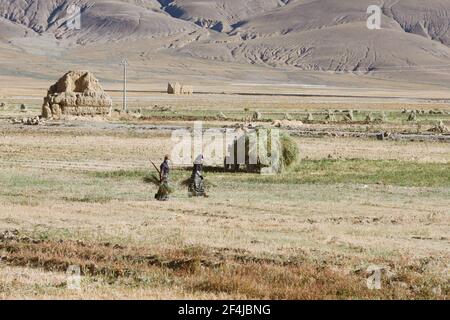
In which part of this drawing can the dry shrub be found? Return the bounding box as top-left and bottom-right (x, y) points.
(0, 235), (447, 299)
(188, 262), (375, 299)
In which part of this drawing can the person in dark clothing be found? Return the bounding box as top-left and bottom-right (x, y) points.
(189, 155), (207, 197)
(155, 155), (171, 201)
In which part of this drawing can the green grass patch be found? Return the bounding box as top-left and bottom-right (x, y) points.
(224, 159), (450, 187)
(3, 160), (445, 207)
(90, 169), (148, 179)
(89, 169), (189, 181)
(88, 160), (450, 188)
(0, 173), (57, 189)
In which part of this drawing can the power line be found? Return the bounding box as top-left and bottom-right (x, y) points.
(120, 58), (129, 113)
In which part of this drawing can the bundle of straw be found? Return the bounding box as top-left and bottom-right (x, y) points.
(143, 173), (161, 186)
(144, 173), (174, 194)
(179, 176), (216, 189)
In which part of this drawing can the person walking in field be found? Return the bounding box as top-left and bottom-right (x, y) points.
(155, 155), (171, 201)
(188, 155), (207, 197)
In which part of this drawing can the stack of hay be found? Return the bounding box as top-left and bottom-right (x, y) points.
(225, 128), (299, 174)
(407, 111), (417, 122)
(252, 111), (262, 121)
(272, 119), (303, 129)
(11, 116), (42, 125)
(428, 121), (449, 133)
(167, 82), (194, 95)
(325, 110), (336, 122)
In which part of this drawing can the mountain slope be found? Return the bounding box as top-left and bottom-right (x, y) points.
(2, 0), (450, 86)
(172, 0), (450, 72)
(0, 0), (198, 41)
(158, 0), (286, 32)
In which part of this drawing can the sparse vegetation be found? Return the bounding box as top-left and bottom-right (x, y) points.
(210, 160), (450, 188)
(2, 0), (450, 300)
(0, 97), (448, 299)
(291, 159), (449, 187)
(0, 234), (447, 299)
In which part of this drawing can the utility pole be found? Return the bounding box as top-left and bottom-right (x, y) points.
(120, 58), (129, 113)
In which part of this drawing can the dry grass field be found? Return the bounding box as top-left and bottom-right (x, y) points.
(2, 0), (450, 302)
(0, 93), (449, 300)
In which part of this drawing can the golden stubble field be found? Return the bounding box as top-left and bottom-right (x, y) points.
(0, 92), (449, 299)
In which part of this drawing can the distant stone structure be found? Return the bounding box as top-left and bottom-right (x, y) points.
(42, 71), (112, 118)
(167, 82), (181, 94)
(167, 82), (193, 95)
(181, 85), (194, 95)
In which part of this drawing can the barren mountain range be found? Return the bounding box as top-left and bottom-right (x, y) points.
(2, 0), (450, 90)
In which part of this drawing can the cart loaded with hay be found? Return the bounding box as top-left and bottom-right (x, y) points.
(224, 128), (299, 173)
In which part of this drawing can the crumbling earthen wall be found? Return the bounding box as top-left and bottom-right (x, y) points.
(42, 71), (113, 118)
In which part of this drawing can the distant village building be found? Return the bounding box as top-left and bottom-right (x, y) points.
(167, 82), (194, 95)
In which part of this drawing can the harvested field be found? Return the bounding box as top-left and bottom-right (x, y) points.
(0, 234), (447, 300)
(2, 0), (450, 301)
(0, 105), (448, 299)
